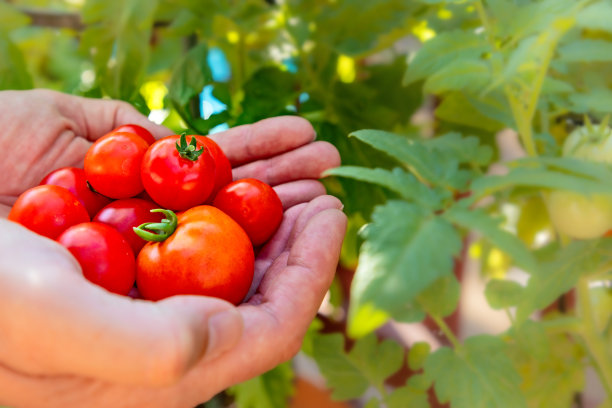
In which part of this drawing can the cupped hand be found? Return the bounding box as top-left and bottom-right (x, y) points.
(0, 90), (345, 408)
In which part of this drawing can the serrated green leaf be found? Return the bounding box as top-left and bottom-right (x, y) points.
(485, 279), (524, 310)
(408, 342), (431, 371)
(424, 59), (491, 94)
(312, 333), (404, 400)
(516, 239), (612, 323)
(425, 132), (493, 166)
(324, 166), (445, 209)
(559, 39), (612, 63)
(0, 31), (32, 90)
(425, 336), (527, 408)
(349, 201), (461, 336)
(227, 363), (294, 408)
(444, 205), (538, 273)
(404, 31), (489, 85)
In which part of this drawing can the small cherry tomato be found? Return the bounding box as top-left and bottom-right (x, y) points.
(84, 131), (149, 199)
(93, 198), (164, 254)
(40, 167), (112, 218)
(135, 206), (254, 304)
(111, 124), (156, 145)
(141, 134), (216, 211)
(195, 136), (233, 199)
(58, 222), (136, 295)
(213, 178), (283, 246)
(8, 185), (90, 239)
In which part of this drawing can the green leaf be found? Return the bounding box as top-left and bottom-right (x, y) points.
(0, 31), (33, 90)
(444, 205), (538, 273)
(324, 166), (445, 209)
(237, 66), (298, 124)
(0, 3), (30, 32)
(81, 0), (159, 100)
(349, 201), (462, 337)
(484, 279), (524, 310)
(576, 1), (612, 33)
(570, 88), (612, 114)
(424, 59), (491, 94)
(425, 336), (527, 408)
(426, 132), (493, 166)
(408, 342), (431, 371)
(516, 239), (612, 323)
(227, 363), (295, 408)
(168, 43), (211, 107)
(417, 274), (461, 318)
(436, 92), (509, 133)
(404, 31), (490, 85)
(312, 333), (404, 400)
(385, 384), (430, 408)
(559, 39), (612, 63)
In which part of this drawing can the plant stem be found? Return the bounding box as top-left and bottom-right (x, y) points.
(577, 277), (612, 399)
(431, 314), (461, 349)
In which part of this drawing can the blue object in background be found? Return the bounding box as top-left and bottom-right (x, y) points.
(199, 47), (231, 133)
(208, 47), (231, 82)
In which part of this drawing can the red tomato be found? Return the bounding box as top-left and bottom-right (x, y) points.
(40, 167), (112, 218)
(58, 222), (136, 295)
(111, 124), (156, 145)
(213, 178), (283, 246)
(93, 198), (164, 254)
(135, 206), (254, 304)
(8, 185), (90, 239)
(141, 134), (216, 211)
(195, 136), (233, 199)
(84, 131), (149, 199)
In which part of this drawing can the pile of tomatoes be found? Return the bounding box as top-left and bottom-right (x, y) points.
(8, 124), (283, 305)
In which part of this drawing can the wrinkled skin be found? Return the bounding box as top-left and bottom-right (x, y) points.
(0, 89), (345, 408)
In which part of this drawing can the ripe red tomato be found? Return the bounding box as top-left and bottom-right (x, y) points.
(93, 198), (164, 254)
(195, 136), (233, 199)
(141, 134), (216, 211)
(111, 124), (156, 145)
(84, 131), (149, 199)
(40, 167), (112, 218)
(8, 185), (90, 239)
(213, 178), (283, 246)
(58, 222), (136, 295)
(135, 206), (254, 304)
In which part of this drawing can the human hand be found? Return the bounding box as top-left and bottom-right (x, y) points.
(0, 90), (346, 407)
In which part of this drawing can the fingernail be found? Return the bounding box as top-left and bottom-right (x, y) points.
(204, 308), (243, 361)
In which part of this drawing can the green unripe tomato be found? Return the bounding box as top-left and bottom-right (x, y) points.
(545, 190), (612, 240)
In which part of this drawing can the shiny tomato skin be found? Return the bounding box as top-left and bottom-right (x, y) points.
(58, 222), (136, 295)
(141, 135), (216, 211)
(40, 167), (112, 218)
(195, 136), (233, 199)
(111, 124), (156, 145)
(93, 198), (164, 255)
(84, 132), (149, 199)
(8, 185), (90, 239)
(136, 205), (254, 304)
(213, 178), (283, 246)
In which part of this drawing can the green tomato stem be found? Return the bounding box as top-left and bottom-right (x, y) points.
(175, 133), (204, 161)
(430, 314), (462, 350)
(577, 277), (612, 399)
(133, 209), (178, 242)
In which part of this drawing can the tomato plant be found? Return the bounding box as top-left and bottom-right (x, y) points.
(111, 124), (156, 145)
(84, 131), (149, 199)
(8, 185), (90, 239)
(140, 134), (216, 211)
(93, 198), (164, 254)
(40, 167), (112, 218)
(134, 206), (254, 304)
(213, 178), (283, 246)
(57, 222), (136, 295)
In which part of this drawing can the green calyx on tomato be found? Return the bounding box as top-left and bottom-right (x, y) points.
(175, 133), (205, 161)
(133, 209), (178, 242)
(562, 115), (611, 160)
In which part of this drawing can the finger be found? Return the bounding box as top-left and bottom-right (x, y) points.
(273, 179), (327, 209)
(56, 93), (172, 141)
(0, 220), (243, 387)
(232, 141), (340, 185)
(209, 116), (316, 166)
